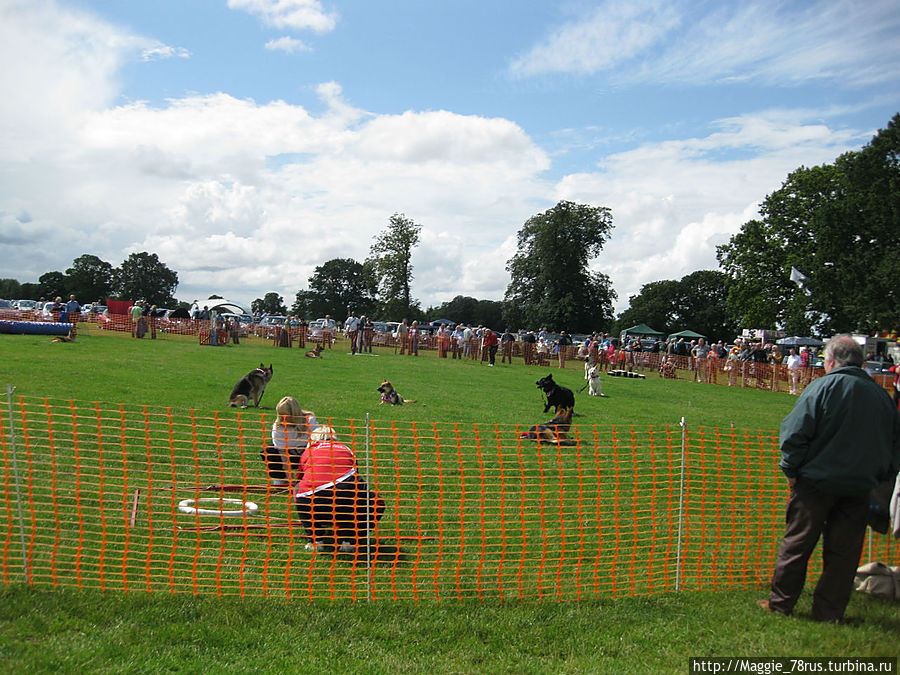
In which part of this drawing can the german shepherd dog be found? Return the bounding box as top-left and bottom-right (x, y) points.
(519, 408), (575, 445)
(228, 363), (273, 408)
(305, 344), (324, 358)
(377, 379), (417, 405)
(536, 374), (575, 413)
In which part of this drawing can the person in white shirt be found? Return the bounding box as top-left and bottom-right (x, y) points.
(786, 347), (803, 395)
(345, 313), (360, 354)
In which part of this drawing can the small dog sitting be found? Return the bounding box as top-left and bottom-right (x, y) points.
(587, 364), (606, 396)
(305, 344), (324, 358)
(536, 373), (575, 414)
(228, 363), (273, 408)
(519, 408), (575, 445)
(658, 359), (676, 379)
(377, 379), (416, 405)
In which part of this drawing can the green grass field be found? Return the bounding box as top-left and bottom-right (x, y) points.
(1, 327), (898, 673)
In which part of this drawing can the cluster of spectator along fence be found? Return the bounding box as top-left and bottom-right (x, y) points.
(2, 395), (898, 602)
(4, 305), (894, 396)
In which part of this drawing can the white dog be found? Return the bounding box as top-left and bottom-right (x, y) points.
(587, 364), (606, 397)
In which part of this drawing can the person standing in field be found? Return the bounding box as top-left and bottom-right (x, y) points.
(760, 336), (900, 622)
(397, 319), (409, 355)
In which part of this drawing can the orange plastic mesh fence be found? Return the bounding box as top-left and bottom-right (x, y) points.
(2, 396), (897, 602)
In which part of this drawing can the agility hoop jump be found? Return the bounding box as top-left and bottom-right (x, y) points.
(176, 497), (259, 517)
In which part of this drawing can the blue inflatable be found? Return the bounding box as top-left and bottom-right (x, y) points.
(0, 321), (74, 336)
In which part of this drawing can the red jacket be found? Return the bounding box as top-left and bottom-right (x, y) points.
(294, 441), (356, 497)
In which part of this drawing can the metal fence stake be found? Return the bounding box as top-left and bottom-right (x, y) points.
(676, 416), (686, 592)
(6, 385), (30, 585)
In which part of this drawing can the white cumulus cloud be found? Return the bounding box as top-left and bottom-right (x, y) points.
(227, 0), (337, 32)
(264, 36), (312, 53)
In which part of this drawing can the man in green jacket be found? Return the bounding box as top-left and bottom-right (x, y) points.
(760, 335), (900, 622)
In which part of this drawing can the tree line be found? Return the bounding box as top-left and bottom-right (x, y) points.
(5, 114), (898, 340)
(1, 252), (178, 309)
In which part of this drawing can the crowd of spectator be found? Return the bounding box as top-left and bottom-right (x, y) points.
(7, 295), (898, 398)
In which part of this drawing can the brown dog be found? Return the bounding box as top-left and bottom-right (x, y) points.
(305, 344), (324, 358)
(377, 379), (416, 405)
(518, 408), (575, 445)
(228, 363), (273, 408)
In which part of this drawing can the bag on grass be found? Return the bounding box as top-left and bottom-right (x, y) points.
(853, 562), (900, 601)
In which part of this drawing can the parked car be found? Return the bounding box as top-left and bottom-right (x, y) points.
(256, 315), (287, 338)
(304, 317), (338, 340)
(865, 359), (896, 375)
(220, 312), (252, 337)
(258, 315), (286, 326)
(14, 299), (38, 311)
(221, 312), (252, 324)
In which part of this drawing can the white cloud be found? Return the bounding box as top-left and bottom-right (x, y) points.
(227, 0), (337, 32)
(141, 44), (191, 61)
(264, 36), (312, 53)
(0, 0), (885, 323)
(556, 110), (867, 311)
(510, 0), (679, 78)
(0, 0), (550, 309)
(0, 0), (188, 158)
(511, 0), (900, 86)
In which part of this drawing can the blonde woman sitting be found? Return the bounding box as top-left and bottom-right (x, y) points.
(260, 396), (318, 486)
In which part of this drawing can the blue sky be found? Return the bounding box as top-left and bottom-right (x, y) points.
(1, 0), (899, 316)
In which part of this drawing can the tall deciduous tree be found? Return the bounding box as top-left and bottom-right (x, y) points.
(368, 214), (421, 320)
(113, 252), (178, 307)
(424, 295), (503, 328)
(291, 258), (378, 319)
(252, 293), (287, 316)
(717, 114), (900, 335)
(674, 270), (738, 342)
(615, 271), (737, 341)
(614, 279), (681, 335)
(38, 271), (68, 300)
(503, 201), (616, 333)
(66, 254), (114, 302)
(0, 278), (23, 299)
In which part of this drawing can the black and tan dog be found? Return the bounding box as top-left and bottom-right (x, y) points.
(228, 363), (273, 408)
(519, 408), (575, 445)
(377, 379), (417, 405)
(305, 344), (324, 358)
(536, 373), (575, 414)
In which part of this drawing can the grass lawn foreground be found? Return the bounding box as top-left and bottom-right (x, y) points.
(1, 327), (898, 672)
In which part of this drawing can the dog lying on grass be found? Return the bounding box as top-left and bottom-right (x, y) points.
(536, 373), (575, 413)
(518, 408), (575, 445)
(377, 379), (417, 405)
(305, 344), (324, 358)
(228, 364), (273, 408)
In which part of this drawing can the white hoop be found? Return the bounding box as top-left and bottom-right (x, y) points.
(177, 497), (259, 516)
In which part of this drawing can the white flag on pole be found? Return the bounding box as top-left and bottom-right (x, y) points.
(789, 267), (808, 287)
